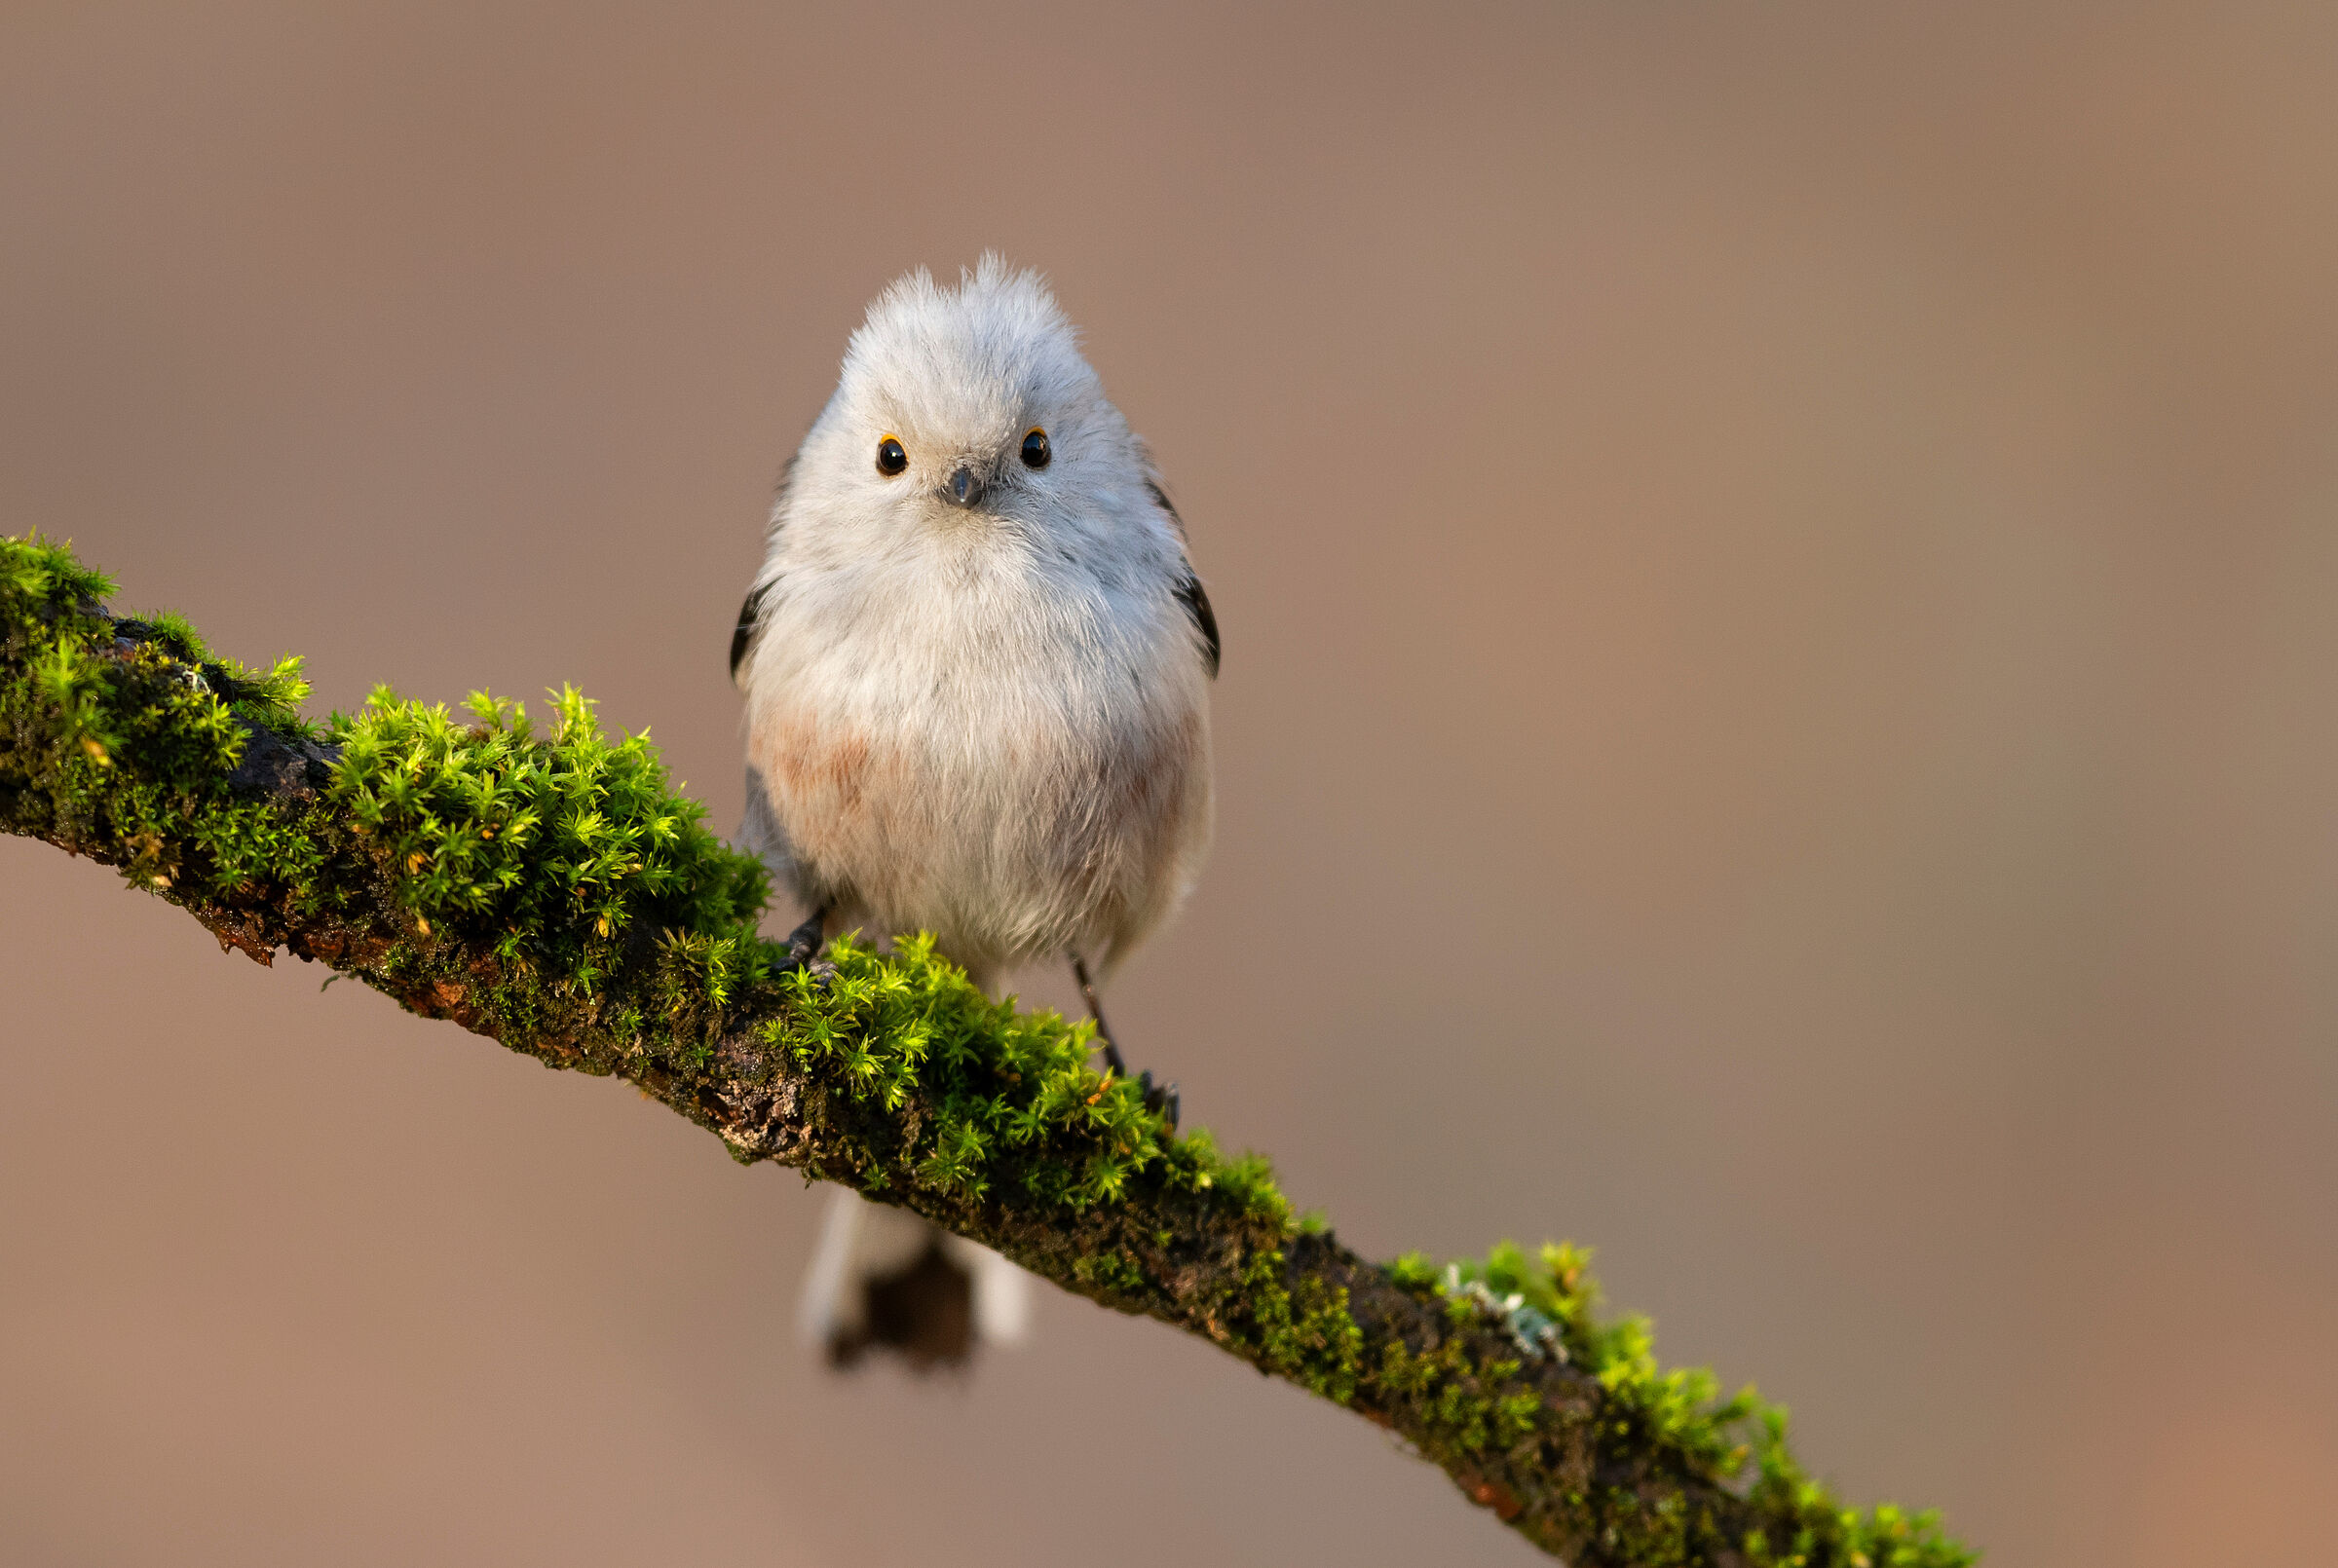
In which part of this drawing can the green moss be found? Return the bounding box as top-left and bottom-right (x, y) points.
(2, 535), (333, 905)
(325, 684), (772, 1011)
(1388, 1250), (1441, 1290)
(1375, 1335), (1537, 1455)
(1243, 1249), (1365, 1403)
(1437, 1241), (1976, 1568)
(1, 534), (794, 1085)
(1071, 1249), (1147, 1295)
(0, 534), (114, 616)
(758, 931), (1298, 1229)
(311, 684), (784, 1071)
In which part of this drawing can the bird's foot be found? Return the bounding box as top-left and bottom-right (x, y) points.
(783, 909), (825, 962)
(1081, 964), (1176, 1128)
(1137, 1070), (1181, 1132)
(779, 908), (836, 985)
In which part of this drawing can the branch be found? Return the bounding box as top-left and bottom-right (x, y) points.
(0, 534), (1972, 1568)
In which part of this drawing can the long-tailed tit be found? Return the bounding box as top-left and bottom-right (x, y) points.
(732, 258), (1218, 1365)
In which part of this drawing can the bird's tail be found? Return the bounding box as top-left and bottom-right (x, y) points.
(798, 1187), (1031, 1369)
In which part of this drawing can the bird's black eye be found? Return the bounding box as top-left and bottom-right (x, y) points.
(876, 435), (908, 476)
(1020, 428), (1051, 469)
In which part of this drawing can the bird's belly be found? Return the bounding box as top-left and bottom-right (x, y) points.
(747, 636), (1208, 969)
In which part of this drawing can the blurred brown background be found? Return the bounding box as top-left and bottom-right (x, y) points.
(4, 4), (2334, 1563)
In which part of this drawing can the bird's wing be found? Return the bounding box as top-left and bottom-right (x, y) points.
(730, 579), (772, 680)
(1146, 478), (1221, 680)
(732, 457), (804, 681)
(1176, 572), (1220, 680)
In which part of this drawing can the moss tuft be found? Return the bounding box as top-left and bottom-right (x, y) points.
(1437, 1241), (1976, 1568)
(1242, 1249), (1365, 1402)
(761, 931), (1294, 1222)
(2, 534), (333, 905)
(325, 685), (772, 1013)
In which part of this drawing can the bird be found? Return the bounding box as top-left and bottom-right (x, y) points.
(731, 257), (1219, 1368)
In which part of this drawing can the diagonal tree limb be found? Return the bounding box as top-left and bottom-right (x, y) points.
(0, 534), (1972, 1568)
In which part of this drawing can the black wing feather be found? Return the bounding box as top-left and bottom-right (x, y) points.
(732, 454), (804, 679)
(1145, 478), (1187, 539)
(730, 580), (772, 680)
(1148, 477), (1218, 679)
(1176, 573), (1221, 679)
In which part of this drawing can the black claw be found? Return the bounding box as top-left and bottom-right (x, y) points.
(1137, 1071), (1180, 1130)
(778, 909), (837, 990)
(782, 907), (828, 966)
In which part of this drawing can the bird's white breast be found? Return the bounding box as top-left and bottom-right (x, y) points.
(741, 532), (1211, 979)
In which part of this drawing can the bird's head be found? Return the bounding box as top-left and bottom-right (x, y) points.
(785, 257), (1160, 561)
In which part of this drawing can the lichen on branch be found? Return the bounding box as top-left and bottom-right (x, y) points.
(0, 532), (1973, 1568)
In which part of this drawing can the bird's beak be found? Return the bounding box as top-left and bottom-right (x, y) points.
(944, 465), (988, 508)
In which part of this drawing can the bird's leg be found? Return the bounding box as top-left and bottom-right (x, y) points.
(1071, 953), (1179, 1130)
(784, 903), (833, 968)
(1071, 952), (1128, 1077)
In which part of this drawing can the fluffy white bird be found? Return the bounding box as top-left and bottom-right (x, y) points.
(732, 258), (1219, 1366)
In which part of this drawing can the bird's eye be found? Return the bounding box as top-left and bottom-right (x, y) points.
(1020, 428), (1051, 469)
(875, 435), (908, 476)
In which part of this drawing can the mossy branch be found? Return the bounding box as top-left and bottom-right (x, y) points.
(0, 533), (1973, 1568)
